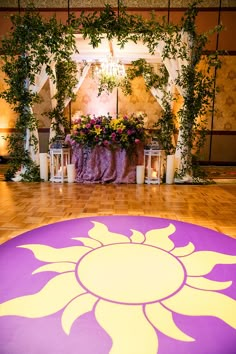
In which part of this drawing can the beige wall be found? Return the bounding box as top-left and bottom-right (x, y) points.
(70, 67), (161, 127)
(214, 56), (236, 131)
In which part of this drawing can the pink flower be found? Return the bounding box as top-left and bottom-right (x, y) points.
(111, 132), (116, 140)
(103, 140), (109, 146)
(127, 129), (132, 135)
(86, 123), (91, 129)
(90, 119), (95, 124)
(135, 139), (140, 144)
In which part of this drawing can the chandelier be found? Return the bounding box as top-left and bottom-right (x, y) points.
(94, 56), (126, 95)
(96, 56), (125, 78)
(94, 1), (126, 95)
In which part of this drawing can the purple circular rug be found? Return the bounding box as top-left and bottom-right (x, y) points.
(0, 216), (236, 354)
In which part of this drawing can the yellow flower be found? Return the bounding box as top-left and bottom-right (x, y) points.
(94, 126), (102, 135)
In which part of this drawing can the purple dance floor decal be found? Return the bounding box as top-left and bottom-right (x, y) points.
(0, 216), (236, 354)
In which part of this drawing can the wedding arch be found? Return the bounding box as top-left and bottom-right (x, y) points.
(0, 1), (221, 182)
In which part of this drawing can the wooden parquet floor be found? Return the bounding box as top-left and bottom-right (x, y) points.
(0, 181), (236, 245)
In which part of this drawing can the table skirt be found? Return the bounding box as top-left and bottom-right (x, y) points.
(67, 140), (143, 184)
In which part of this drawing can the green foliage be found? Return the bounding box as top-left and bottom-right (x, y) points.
(48, 59), (78, 141)
(0, 0), (222, 183)
(174, 4), (222, 178)
(153, 95), (176, 155)
(0, 5), (78, 180)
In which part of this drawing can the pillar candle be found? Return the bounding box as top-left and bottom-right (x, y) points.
(39, 153), (48, 181)
(67, 164), (76, 183)
(166, 154), (175, 184)
(136, 165), (145, 184)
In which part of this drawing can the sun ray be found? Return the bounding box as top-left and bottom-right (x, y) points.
(130, 229), (145, 243)
(71, 237), (102, 249)
(180, 251), (236, 276)
(88, 221), (130, 245)
(145, 302), (195, 342)
(162, 284), (236, 329)
(186, 276), (232, 291)
(61, 293), (98, 335)
(0, 273), (86, 318)
(171, 242), (195, 257)
(33, 262), (76, 274)
(18, 244), (90, 263)
(61, 293), (97, 335)
(95, 300), (158, 354)
(144, 224), (176, 251)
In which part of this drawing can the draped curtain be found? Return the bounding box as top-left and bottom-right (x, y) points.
(149, 32), (192, 180)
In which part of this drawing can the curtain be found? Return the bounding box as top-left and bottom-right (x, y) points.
(49, 62), (91, 142)
(157, 32), (192, 181)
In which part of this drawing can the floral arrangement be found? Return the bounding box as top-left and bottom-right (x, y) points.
(70, 113), (147, 151)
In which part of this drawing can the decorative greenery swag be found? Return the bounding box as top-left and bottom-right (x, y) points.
(0, 0), (222, 181)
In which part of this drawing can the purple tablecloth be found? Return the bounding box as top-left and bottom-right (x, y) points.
(66, 136), (143, 184)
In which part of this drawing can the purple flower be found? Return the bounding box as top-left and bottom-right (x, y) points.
(111, 132), (116, 140)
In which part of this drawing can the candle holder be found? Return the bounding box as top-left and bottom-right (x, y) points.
(50, 148), (71, 183)
(144, 149), (164, 184)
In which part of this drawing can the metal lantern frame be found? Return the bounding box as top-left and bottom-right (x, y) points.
(144, 149), (165, 184)
(50, 148), (71, 183)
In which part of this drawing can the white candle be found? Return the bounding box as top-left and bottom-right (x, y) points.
(166, 154), (175, 184)
(39, 153), (48, 181)
(136, 165), (145, 184)
(148, 167), (153, 179)
(67, 164), (76, 183)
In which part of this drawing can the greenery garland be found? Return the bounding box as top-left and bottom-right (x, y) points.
(124, 59), (176, 155)
(0, 0), (222, 183)
(174, 0), (222, 179)
(0, 8), (78, 180)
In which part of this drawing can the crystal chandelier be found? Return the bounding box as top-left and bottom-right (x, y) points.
(94, 56), (126, 95)
(96, 56), (125, 78)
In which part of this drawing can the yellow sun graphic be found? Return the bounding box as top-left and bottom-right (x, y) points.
(0, 221), (236, 354)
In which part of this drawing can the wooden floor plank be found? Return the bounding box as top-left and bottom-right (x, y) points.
(0, 181), (236, 244)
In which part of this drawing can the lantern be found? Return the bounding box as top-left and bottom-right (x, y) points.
(144, 149), (164, 184)
(50, 148), (71, 183)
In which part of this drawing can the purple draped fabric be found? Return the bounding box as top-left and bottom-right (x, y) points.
(65, 135), (144, 184)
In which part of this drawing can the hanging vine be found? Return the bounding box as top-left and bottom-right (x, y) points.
(174, 0), (223, 179)
(0, 1), (222, 182)
(0, 7), (78, 180)
(123, 59), (176, 155)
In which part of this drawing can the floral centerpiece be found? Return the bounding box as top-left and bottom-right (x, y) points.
(70, 113), (147, 152)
